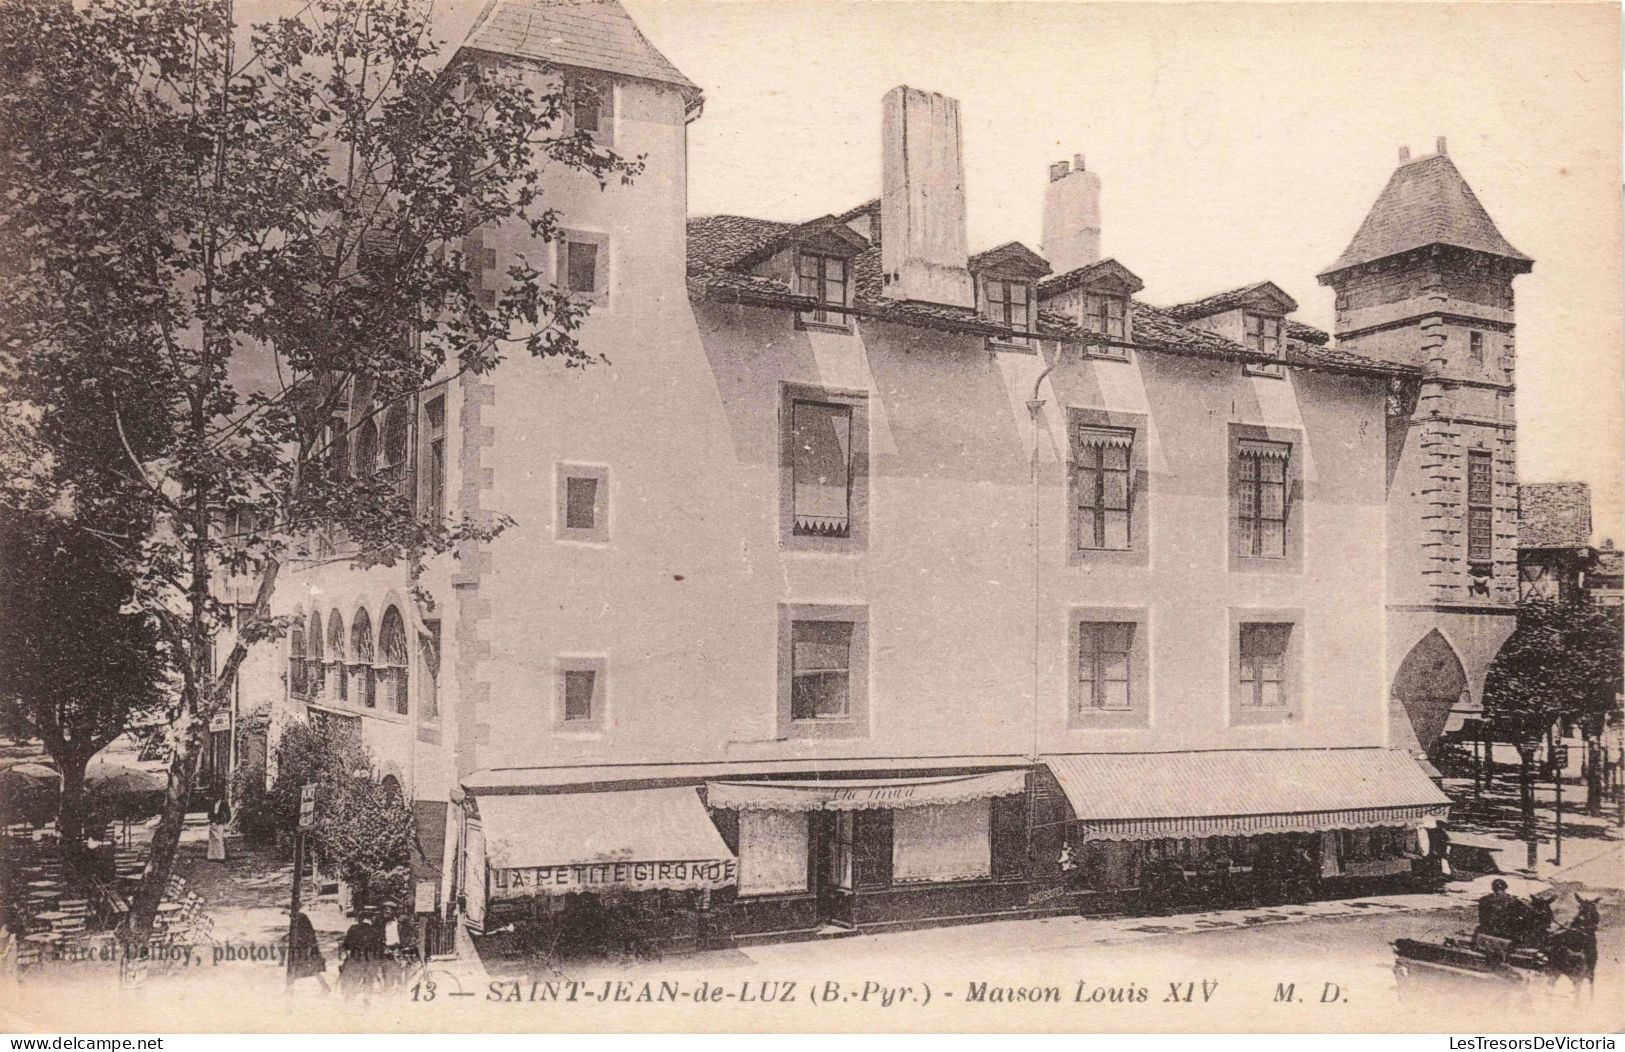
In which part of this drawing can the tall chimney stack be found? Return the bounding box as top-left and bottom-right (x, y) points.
(880, 86), (974, 307)
(1041, 154), (1102, 274)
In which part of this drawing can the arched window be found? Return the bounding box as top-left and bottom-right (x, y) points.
(306, 611), (324, 699)
(326, 610), (347, 702)
(378, 607), (410, 716)
(354, 417), (379, 478)
(382, 405), (411, 498)
(350, 608), (376, 709)
(288, 617), (307, 699)
(380, 773), (403, 804)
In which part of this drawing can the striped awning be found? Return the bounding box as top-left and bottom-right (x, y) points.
(1238, 438), (1291, 460)
(1074, 426), (1134, 449)
(707, 770), (1027, 812)
(1044, 749), (1450, 842)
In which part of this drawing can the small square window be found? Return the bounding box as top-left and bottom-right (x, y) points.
(556, 463), (608, 542)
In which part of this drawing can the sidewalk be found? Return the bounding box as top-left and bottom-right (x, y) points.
(1439, 774), (1624, 888)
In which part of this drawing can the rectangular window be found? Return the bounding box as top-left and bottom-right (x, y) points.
(1073, 427), (1133, 550)
(1235, 440), (1290, 558)
(1468, 450), (1494, 564)
(565, 240), (598, 295)
(1078, 622), (1134, 712)
(421, 395), (446, 522)
(795, 252), (848, 327)
(790, 400), (852, 537)
(984, 279), (1032, 337)
(564, 476), (598, 530)
(555, 657), (606, 730)
(556, 464), (608, 542)
(1244, 313), (1284, 377)
(1238, 623), (1291, 709)
(1469, 331), (1484, 365)
(572, 88), (602, 137)
(1082, 293), (1128, 353)
(563, 670), (596, 722)
(790, 620), (852, 721)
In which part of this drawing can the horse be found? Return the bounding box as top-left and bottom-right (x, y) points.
(1545, 896), (1600, 1001)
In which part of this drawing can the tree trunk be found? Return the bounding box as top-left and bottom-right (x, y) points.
(122, 730), (204, 948)
(57, 757), (90, 858)
(1586, 735), (1604, 816)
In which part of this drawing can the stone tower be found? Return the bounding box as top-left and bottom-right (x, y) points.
(1318, 140), (1533, 756)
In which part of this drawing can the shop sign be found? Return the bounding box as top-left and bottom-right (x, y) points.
(492, 858), (738, 895)
(829, 784), (918, 805)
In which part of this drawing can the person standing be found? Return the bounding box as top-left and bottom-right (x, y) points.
(288, 909), (329, 994)
(207, 796), (232, 863)
(339, 908), (385, 1005)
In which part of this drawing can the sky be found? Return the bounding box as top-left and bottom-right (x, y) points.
(620, 0), (1624, 541)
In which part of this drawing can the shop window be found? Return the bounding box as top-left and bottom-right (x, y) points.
(556, 463), (608, 542)
(893, 801), (991, 884)
(778, 604), (868, 738)
(737, 811), (810, 896)
(795, 251), (849, 329)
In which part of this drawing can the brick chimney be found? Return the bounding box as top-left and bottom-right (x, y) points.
(880, 86), (974, 307)
(1040, 153), (1102, 274)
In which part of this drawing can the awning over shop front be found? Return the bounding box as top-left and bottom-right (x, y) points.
(706, 769), (1027, 812)
(478, 786), (737, 898)
(1044, 749), (1450, 842)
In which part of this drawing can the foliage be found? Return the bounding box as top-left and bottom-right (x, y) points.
(229, 754), (277, 844)
(0, 0), (632, 942)
(268, 717), (411, 908)
(0, 508), (165, 846)
(1482, 597), (1623, 743)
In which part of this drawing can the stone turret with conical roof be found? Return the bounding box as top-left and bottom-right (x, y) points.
(1320, 140), (1530, 758)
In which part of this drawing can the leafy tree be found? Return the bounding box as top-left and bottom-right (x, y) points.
(1483, 596), (1624, 827)
(0, 510), (165, 851)
(0, 0), (633, 948)
(267, 718), (411, 910)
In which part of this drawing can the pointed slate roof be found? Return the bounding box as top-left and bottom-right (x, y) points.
(1320, 152), (1530, 279)
(461, 0), (701, 102)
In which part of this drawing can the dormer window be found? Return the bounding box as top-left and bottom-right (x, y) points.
(796, 251), (849, 329)
(983, 278), (1033, 343)
(1243, 313), (1284, 378)
(1083, 293), (1127, 340)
